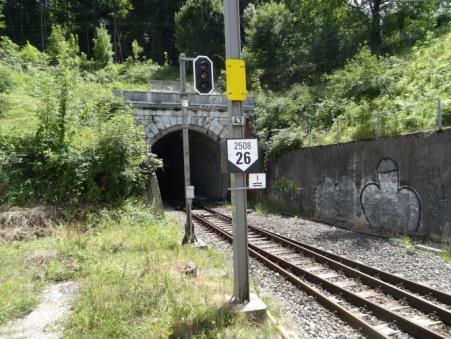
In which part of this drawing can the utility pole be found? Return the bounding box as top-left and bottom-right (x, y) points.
(179, 53), (197, 245)
(224, 0), (250, 304)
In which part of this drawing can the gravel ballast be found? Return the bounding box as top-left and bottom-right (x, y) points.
(242, 210), (451, 293)
(167, 208), (364, 338)
(167, 205), (451, 338)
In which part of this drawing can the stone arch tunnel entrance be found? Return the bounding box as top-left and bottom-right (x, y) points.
(151, 129), (228, 202)
(114, 90), (255, 204)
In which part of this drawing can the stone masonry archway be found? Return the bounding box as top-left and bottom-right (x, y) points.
(115, 90), (255, 202)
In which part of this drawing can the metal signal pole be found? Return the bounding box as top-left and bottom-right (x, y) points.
(224, 0), (250, 303)
(179, 53), (197, 245)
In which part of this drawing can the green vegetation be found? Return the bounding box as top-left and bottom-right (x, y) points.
(272, 177), (299, 194)
(0, 238), (47, 323)
(0, 30), (169, 206)
(175, 0), (224, 60)
(440, 250), (451, 263)
(1, 1), (450, 159)
(252, 199), (305, 217)
(439, 240), (451, 262)
(0, 201), (277, 337)
(258, 29), (451, 157)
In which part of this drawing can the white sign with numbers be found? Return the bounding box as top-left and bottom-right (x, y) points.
(249, 173), (266, 189)
(227, 139), (259, 172)
(231, 116), (245, 126)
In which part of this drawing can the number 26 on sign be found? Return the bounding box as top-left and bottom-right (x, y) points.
(227, 139), (259, 172)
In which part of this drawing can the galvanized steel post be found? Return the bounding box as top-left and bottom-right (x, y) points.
(224, 0), (250, 303)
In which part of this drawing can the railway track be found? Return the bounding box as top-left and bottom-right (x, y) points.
(191, 206), (451, 339)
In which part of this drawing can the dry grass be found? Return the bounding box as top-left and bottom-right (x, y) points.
(0, 207), (59, 241)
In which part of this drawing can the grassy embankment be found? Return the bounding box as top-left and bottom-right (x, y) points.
(258, 29), (451, 158)
(0, 201), (277, 337)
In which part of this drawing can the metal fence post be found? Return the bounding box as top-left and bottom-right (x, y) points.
(336, 120), (340, 143)
(376, 111), (381, 138)
(437, 98), (443, 130)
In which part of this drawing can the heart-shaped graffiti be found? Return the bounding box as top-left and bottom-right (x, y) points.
(360, 158), (421, 234)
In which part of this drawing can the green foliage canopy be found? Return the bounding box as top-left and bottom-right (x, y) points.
(175, 0), (224, 60)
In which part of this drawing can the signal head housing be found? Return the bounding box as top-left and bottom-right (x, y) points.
(193, 55), (214, 95)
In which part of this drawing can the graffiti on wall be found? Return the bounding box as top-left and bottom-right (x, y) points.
(315, 176), (358, 220)
(360, 158), (421, 234)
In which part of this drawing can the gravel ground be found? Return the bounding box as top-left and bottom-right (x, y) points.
(0, 281), (79, 339)
(238, 209), (451, 294)
(167, 207), (365, 339)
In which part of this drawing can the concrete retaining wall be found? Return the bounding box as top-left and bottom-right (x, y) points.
(266, 129), (451, 242)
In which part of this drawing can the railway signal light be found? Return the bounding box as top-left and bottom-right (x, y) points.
(193, 56), (214, 95)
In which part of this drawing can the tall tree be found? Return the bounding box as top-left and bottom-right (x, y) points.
(49, 0), (102, 57)
(347, 0), (391, 53)
(175, 0), (224, 62)
(346, 0), (445, 53)
(243, 2), (308, 90)
(125, 0), (184, 64)
(4, 0), (42, 46)
(101, 0), (132, 62)
(0, 0), (5, 29)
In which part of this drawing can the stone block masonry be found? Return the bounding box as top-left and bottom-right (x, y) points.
(266, 129), (451, 242)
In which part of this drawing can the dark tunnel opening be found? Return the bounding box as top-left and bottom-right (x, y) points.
(151, 130), (228, 202)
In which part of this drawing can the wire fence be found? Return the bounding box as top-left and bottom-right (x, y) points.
(302, 98), (451, 147)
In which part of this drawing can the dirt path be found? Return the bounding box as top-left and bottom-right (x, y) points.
(0, 281), (79, 339)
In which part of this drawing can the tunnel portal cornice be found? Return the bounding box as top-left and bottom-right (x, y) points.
(115, 90), (256, 145)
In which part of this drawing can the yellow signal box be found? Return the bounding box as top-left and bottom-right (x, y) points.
(226, 59), (247, 101)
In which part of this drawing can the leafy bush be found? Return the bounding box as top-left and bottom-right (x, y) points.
(264, 126), (304, 160)
(19, 42), (47, 66)
(272, 177), (299, 194)
(47, 25), (80, 66)
(93, 25), (113, 69)
(325, 47), (389, 102)
(0, 63), (12, 93)
(118, 59), (162, 84)
(0, 65), (160, 206)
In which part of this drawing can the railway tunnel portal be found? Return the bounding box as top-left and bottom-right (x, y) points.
(115, 89), (255, 202)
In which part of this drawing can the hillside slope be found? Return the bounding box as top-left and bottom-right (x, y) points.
(256, 28), (451, 157)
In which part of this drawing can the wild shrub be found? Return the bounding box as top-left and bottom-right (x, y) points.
(47, 25), (80, 66)
(0, 65), (159, 206)
(19, 42), (47, 66)
(0, 63), (12, 93)
(118, 59), (162, 84)
(93, 25), (113, 69)
(264, 126), (304, 161)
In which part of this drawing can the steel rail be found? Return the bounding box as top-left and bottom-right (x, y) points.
(201, 206), (451, 307)
(192, 212), (390, 339)
(257, 225), (451, 306)
(192, 210), (449, 339)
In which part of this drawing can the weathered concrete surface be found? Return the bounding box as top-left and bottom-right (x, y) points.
(266, 129), (451, 241)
